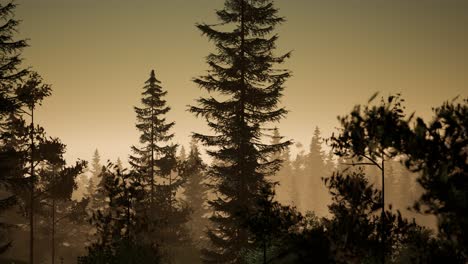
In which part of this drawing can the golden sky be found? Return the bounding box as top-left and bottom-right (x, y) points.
(16, 0), (468, 165)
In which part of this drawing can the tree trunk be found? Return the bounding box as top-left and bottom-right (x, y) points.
(29, 108), (35, 264)
(381, 155), (385, 264)
(52, 196), (56, 264)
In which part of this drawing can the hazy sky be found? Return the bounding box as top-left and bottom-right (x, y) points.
(15, 0), (468, 165)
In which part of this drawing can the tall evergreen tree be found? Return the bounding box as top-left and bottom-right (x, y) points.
(0, 1), (28, 255)
(129, 70), (177, 205)
(85, 149), (108, 217)
(79, 164), (161, 264)
(35, 144), (86, 264)
(191, 1), (291, 262)
(129, 70), (188, 261)
(304, 127), (326, 214)
(87, 149), (101, 197)
(180, 139), (208, 244)
(0, 1), (27, 88)
(13, 72), (51, 264)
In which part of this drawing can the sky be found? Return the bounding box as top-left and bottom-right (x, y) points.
(15, 0), (468, 165)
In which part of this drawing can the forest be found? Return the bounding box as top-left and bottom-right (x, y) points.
(0, 0), (467, 263)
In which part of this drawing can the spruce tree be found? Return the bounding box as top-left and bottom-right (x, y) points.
(129, 70), (177, 205)
(0, 2), (27, 87)
(180, 139), (208, 244)
(86, 149), (103, 214)
(129, 70), (188, 261)
(79, 164), (161, 264)
(0, 1), (28, 254)
(88, 149), (101, 196)
(191, 1), (291, 262)
(305, 127), (326, 214)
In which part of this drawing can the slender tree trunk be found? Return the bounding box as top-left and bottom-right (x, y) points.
(237, 0), (248, 248)
(29, 108), (35, 264)
(52, 195), (56, 264)
(151, 107), (155, 205)
(381, 155), (385, 264)
(168, 173), (172, 211)
(125, 174), (131, 240)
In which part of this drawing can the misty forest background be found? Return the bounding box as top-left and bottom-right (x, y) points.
(0, 1), (467, 264)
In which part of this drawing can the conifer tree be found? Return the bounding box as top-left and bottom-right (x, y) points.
(79, 164), (161, 264)
(35, 144), (86, 264)
(13, 72), (51, 264)
(305, 127), (326, 214)
(0, 1), (27, 88)
(191, 1), (291, 262)
(86, 149), (103, 214)
(129, 70), (188, 261)
(129, 70), (178, 205)
(180, 139), (208, 244)
(87, 149), (101, 196)
(0, 1), (28, 254)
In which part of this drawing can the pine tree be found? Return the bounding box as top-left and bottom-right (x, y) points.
(0, 2), (27, 88)
(129, 70), (177, 204)
(79, 164), (161, 264)
(12, 72), (51, 264)
(304, 127), (326, 214)
(0, 1), (28, 255)
(129, 70), (188, 261)
(88, 149), (101, 196)
(35, 144), (86, 264)
(191, 1), (291, 262)
(86, 149), (103, 214)
(180, 139), (208, 244)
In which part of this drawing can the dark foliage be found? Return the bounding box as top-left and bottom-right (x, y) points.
(191, 0), (291, 262)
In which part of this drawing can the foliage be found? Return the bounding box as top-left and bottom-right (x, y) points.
(129, 70), (189, 261)
(179, 139), (209, 245)
(80, 164), (161, 263)
(191, 0), (291, 262)
(402, 97), (468, 261)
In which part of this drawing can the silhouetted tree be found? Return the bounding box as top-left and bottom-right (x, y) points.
(129, 70), (178, 204)
(7, 72), (52, 263)
(191, 0), (291, 262)
(0, 1), (27, 87)
(323, 169), (418, 264)
(180, 139), (208, 245)
(304, 127), (326, 214)
(36, 147), (86, 264)
(0, 1), (28, 253)
(330, 94), (412, 263)
(79, 164), (161, 264)
(401, 98), (468, 262)
(129, 70), (188, 261)
(86, 149), (103, 214)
